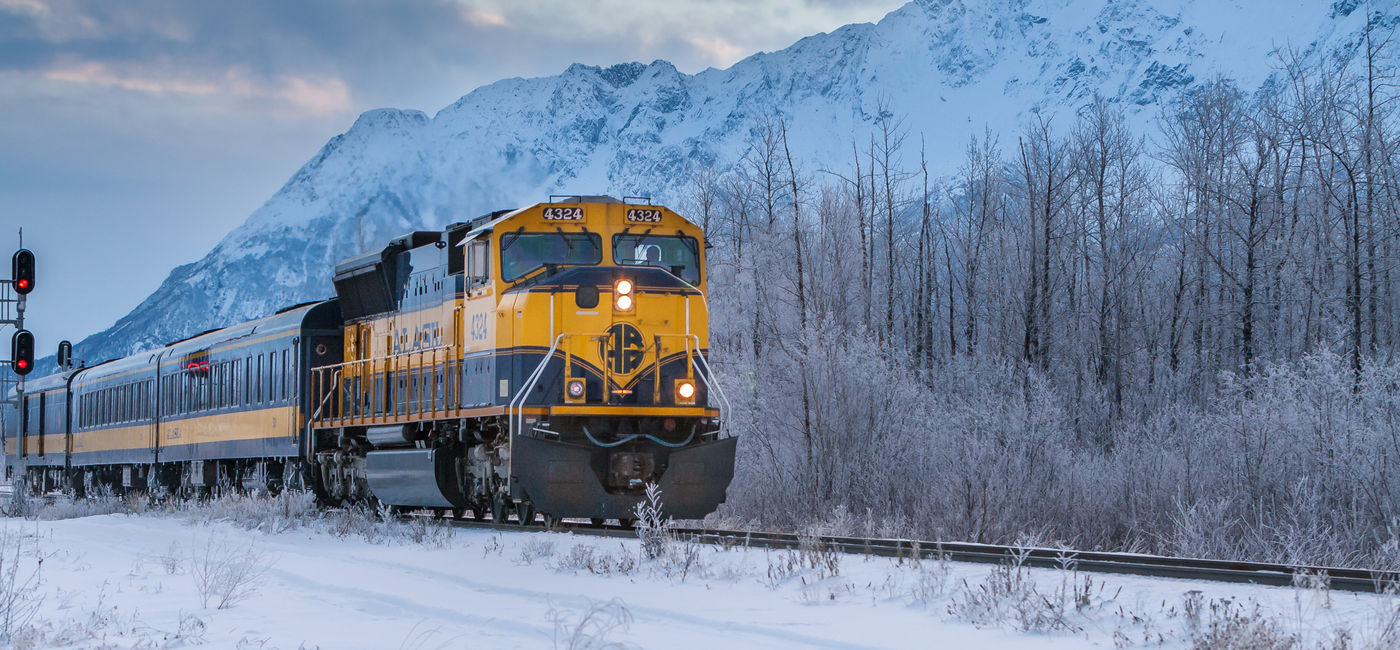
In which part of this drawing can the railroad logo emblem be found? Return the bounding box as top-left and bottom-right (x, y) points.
(600, 323), (646, 374)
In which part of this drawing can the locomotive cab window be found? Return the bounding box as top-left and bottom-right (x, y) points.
(612, 234), (701, 284)
(467, 239), (491, 288)
(500, 232), (601, 281)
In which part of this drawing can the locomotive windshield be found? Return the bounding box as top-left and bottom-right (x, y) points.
(612, 234), (701, 284)
(500, 232), (602, 281)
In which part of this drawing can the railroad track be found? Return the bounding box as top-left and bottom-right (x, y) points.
(437, 516), (1400, 594)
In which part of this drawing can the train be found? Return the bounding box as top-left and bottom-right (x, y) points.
(1, 196), (737, 526)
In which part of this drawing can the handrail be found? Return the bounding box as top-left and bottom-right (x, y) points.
(312, 345), (453, 372)
(306, 368), (340, 460)
(688, 335), (731, 438)
(507, 333), (565, 492)
(310, 347), (458, 427)
(306, 332), (729, 442)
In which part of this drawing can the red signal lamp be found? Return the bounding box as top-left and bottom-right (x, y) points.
(10, 329), (33, 376)
(11, 249), (33, 295)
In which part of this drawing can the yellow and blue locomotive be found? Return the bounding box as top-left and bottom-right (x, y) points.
(312, 195), (735, 523)
(3, 196), (736, 524)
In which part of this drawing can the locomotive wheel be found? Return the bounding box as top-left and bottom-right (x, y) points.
(541, 513), (558, 530)
(618, 518), (636, 529)
(589, 518), (606, 528)
(450, 508), (466, 520)
(490, 495), (507, 523)
(516, 502), (535, 526)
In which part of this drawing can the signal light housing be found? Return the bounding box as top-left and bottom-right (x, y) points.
(11, 329), (34, 376)
(614, 278), (634, 311)
(675, 379), (696, 404)
(57, 340), (72, 369)
(11, 249), (34, 295)
(565, 378), (586, 403)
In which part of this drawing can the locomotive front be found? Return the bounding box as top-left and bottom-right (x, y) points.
(481, 198), (735, 521)
(311, 196), (735, 524)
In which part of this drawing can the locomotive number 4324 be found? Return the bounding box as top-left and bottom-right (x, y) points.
(542, 207), (585, 221)
(626, 208), (663, 223)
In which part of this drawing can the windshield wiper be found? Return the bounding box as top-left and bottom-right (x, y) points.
(554, 226), (575, 252)
(677, 229), (699, 262)
(500, 226), (526, 253)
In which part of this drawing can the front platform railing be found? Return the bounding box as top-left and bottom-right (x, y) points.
(308, 346), (461, 429)
(308, 331), (730, 439)
(504, 330), (730, 491)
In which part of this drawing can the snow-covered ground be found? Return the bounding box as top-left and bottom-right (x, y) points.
(1, 496), (1397, 649)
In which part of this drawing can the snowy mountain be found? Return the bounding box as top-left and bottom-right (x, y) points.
(70, 0), (1394, 363)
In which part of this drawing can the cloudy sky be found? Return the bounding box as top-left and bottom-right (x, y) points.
(0, 0), (903, 353)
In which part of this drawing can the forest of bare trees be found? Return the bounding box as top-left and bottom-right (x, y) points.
(692, 28), (1400, 567)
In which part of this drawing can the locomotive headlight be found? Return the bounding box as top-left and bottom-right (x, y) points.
(614, 279), (634, 311)
(566, 379), (586, 401)
(676, 380), (696, 404)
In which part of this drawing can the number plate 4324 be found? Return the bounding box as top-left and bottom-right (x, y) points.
(542, 207), (584, 221)
(626, 208), (662, 223)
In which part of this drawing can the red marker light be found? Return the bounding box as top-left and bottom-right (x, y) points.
(11, 250), (34, 295)
(9, 329), (33, 375)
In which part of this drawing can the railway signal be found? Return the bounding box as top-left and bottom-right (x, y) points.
(57, 340), (72, 369)
(11, 249), (33, 295)
(10, 330), (33, 376)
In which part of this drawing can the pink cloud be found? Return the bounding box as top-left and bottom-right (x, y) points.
(42, 62), (351, 117)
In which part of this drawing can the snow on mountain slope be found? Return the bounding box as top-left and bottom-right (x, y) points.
(69, 0), (1395, 364)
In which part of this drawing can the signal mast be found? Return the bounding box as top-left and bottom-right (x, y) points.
(4, 242), (35, 385)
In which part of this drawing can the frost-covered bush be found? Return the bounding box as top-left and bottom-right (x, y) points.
(633, 483), (672, 560)
(182, 490), (318, 533)
(948, 552), (1110, 634)
(0, 529), (43, 644)
(1185, 596), (1297, 650)
(628, 482), (707, 581)
(403, 516), (453, 548)
(718, 341), (1400, 567)
(650, 536), (704, 582)
(319, 503), (453, 547)
(0, 489), (135, 522)
(190, 535), (267, 610)
(550, 544), (637, 576)
(324, 503), (388, 542)
(36, 494), (134, 521)
(549, 598), (632, 650)
(516, 538), (557, 565)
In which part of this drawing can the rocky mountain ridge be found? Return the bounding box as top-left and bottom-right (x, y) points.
(67, 0), (1395, 364)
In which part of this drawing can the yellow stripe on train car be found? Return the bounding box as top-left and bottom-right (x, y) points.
(547, 406), (721, 418)
(71, 423), (155, 454)
(160, 405), (299, 449)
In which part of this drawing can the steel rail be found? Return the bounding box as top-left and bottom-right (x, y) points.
(432, 516), (1400, 594)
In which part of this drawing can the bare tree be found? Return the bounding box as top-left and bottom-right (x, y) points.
(1016, 115), (1072, 371)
